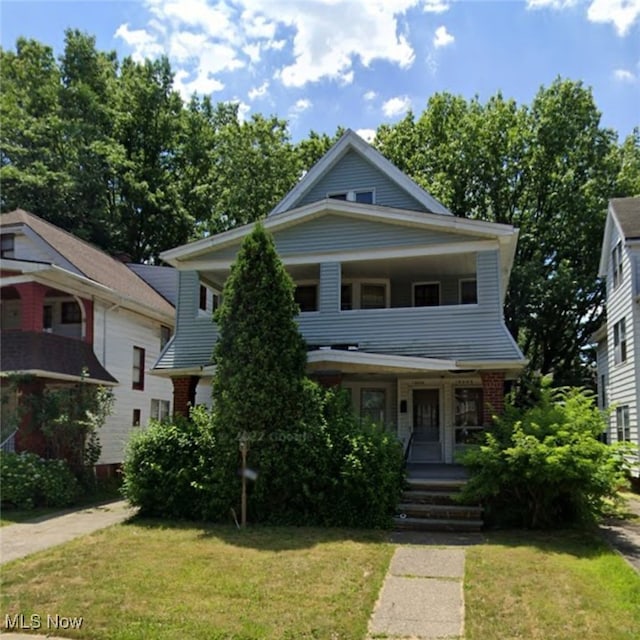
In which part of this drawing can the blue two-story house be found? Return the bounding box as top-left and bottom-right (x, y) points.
(153, 130), (526, 464)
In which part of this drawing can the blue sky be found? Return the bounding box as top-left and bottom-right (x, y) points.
(1, 0), (639, 141)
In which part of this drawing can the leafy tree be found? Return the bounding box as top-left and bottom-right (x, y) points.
(459, 381), (631, 528)
(376, 79), (623, 386)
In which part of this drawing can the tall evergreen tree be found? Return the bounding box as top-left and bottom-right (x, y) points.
(211, 223), (310, 520)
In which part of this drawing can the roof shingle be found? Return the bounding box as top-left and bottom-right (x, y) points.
(611, 197), (640, 240)
(0, 209), (174, 316)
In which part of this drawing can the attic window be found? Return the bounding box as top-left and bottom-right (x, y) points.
(1, 234), (15, 259)
(328, 190), (374, 204)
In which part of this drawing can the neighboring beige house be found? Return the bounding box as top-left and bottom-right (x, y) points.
(0, 209), (176, 475)
(595, 196), (640, 470)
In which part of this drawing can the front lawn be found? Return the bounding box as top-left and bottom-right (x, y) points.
(465, 530), (640, 640)
(0, 519), (392, 640)
(2, 521), (639, 640)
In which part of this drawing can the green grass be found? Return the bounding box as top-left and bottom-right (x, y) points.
(2, 520), (639, 639)
(1, 519), (393, 640)
(465, 530), (640, 640)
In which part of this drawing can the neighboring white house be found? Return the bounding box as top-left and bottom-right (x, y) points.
(0, 209), (177, 475)
(596, 197), (640, 468)
(153, 129), (526, 465)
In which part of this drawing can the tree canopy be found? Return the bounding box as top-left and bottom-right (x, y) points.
(1, 32), (638, 386)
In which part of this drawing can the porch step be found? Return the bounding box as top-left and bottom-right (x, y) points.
(397, 502), (483, 520)
(393, 515), (483, 532)
(394, 474), (483, 532)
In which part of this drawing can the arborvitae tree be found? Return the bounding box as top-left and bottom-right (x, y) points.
(211, 223), (312, 521)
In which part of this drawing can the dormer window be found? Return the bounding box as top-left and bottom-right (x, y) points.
(328, 189), (374, 204)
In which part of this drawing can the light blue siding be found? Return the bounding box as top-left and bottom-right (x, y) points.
(208, 215), (468, 261)
(295, 150), (429, 211)
(155, 251), (521, 371)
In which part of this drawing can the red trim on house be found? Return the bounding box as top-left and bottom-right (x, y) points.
(13, 282), (47, 332)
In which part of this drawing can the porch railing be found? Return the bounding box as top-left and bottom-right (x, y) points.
(0, 430), (17, 453)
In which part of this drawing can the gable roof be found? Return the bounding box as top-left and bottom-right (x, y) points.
(269, 129), (452, 217)
(598, 197), (640, 277)
(0, 209), (174, 318)
(611, 197), (640, 240)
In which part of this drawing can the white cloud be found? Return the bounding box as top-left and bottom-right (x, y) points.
(422, 0), (451, 13)
(382, 95), (412, 117)
(356, 128), (376, 142)
(587, 0), (640, 37)
(526, 0), (640, 37)
(363, 90), (378, 101)
(116, 0), (423, 97)
(114, 24), (164, 61)
(174, 68), (225, 97)
(248, 81), (270, 100)
(433, 25), (454, 48)
(244, 0), (417, 87)
(613, 68), (637, 82)
(526, 0), (578, 8)
(236, 100), (251, 122)
(291, 98), (312, 113)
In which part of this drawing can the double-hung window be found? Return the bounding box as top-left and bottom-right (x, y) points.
(613, 319), (627, 364)
(616, 406), (630, 442)
(132, 346), (145, 390)
(611, 241), (623, 289)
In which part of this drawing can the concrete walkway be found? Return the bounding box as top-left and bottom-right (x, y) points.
(0, 500), (136, 564)
(599, 495), (640, 573)
(368, 545), (468, 639)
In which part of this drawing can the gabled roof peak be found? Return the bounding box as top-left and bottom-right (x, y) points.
(269, 128), (451, 217)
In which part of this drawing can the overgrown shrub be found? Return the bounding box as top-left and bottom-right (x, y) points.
(1, 452), (80, 509)
(122, 385), (405, 528)
(122, 407), (215, 519)
(459, 382), (631, 528)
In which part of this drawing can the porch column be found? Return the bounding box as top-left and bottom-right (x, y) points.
(14, 282), (47, 332)
(172, 376), (200, 417)
(318, 262), (341, 314)
(14, 378), (47, 456)
(480, 371), (505, 426)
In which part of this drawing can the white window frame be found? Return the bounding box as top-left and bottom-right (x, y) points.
(360, 387), (387, 426)
(459, 278), (478, 305)
(612, 241), (623, 289)
(613, 318), (627, 365)
(412, 281), (441, 307)
(616, 405), (630, 442)
(341, 278), (390, 310)
(150, 398), (171, 422)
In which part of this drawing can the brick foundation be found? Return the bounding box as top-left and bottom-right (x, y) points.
(480, 371), (506, 426)
(172, 376), (200, 417)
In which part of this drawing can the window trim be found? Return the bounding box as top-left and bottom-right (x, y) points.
(327, 188), (375, 204)
(616, 405), (630, 442)
(150, 398), (171, 422)
(412, 281), (441, 307)
(341, 278), (390, 311)
(459, 278), (478, 305)
(611, 241), (623, 289)
(132, 346), (145, 391)
(360, 387), (387, 426)
(613, 318), (627, 365)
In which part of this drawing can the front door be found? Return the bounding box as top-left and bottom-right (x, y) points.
(411, 389), (442, 462)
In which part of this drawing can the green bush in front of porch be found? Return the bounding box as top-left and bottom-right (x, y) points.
(459, 380), (632, 528)
(123, 223), (405, 527)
